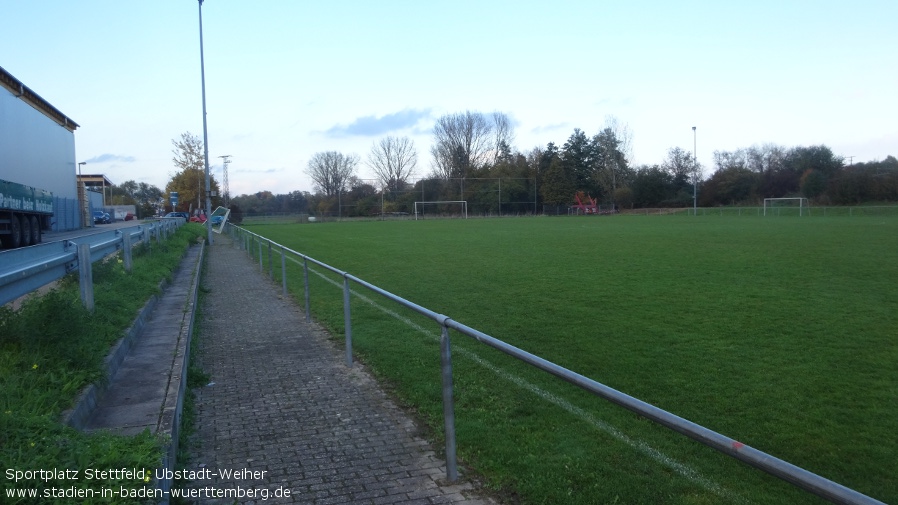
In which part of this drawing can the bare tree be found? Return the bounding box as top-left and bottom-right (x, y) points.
(662, 147), (694, 181)
(603, 115), (633, 164)
(305, 151), (359, 196)
(367, 136), (418, 192)
(171, 132), (205, 172)
(429, 111), (495, 179)
(746, 143), (787, 173)
(492, 111), (515, 164)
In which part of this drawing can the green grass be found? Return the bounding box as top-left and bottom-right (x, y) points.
(244, 215), (897, 505)
(0, 223), (206, 504)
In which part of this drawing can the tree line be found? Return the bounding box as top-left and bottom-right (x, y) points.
(164, 119), (898, 218)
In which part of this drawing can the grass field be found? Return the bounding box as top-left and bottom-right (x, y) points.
(243, 215), (897, 505)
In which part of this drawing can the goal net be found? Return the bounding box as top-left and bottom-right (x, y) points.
(763, 198), (810, 217)
(414, 201), (468, 220)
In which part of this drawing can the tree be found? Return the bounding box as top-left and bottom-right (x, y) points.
(367, 136), (417, 193)
(491, 111), (515, 165)
(171, 132), (205, 172)
(700, 167), (759, 206)
(305, 151), (359, 196)
(662, 147), (694, 182)
(430, 111), (512, 179)
(800, 170), (827, 199)
(591, 128), (629, 203)
(540, 156), (576, 207)
(630, 165), (673, 207)
(561, 128), (593, 191)
(120, 180), (138, 198)
(165, 132), (220, 212)
(117, 180), (163, 217)
(603, 115), (633, 165)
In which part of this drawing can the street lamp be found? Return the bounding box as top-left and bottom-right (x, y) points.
(692, 126), (697, 216)
(198, 0), (213, 244)
(78, 162), (87, 227)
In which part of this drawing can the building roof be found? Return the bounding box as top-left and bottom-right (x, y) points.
(0, 65), (80, 132)
(77, 174), (114, 187)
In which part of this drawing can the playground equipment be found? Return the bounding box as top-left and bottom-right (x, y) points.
(571, 192), (618, 215)
(572, 192), (599, 214)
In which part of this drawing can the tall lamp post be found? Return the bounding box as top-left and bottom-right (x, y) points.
(198, 0), (213, 244)
(692, 126), (697, 216)
(78, 162), (87, 227)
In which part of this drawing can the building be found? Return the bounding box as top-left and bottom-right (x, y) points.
(0, 65), (82, 230)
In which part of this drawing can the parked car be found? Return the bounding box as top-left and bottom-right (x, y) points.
(164, 212), (190, 222)
(93, 211), (111, 224)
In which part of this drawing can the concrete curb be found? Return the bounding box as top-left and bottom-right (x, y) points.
(157, 240), (205, 503)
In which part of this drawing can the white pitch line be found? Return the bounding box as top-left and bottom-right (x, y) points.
(286, 256), (749, 503)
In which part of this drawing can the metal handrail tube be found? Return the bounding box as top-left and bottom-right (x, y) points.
(440, 320), (882, 505)
(345, 273), (449, 325)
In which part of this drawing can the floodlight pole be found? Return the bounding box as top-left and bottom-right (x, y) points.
(692, 126), (697, 216)
(198, 0), (213, 245)
(78, 162), (87, 227)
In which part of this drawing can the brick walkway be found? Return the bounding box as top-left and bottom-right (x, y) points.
(185, 233), (493, 504)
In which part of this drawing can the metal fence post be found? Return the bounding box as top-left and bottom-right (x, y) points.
(268, 241), (273, 280)
(77, 243), (94, 312)
(303, 258), (311, 323)
(343, 275), (353, 367)
(122, 231), (133, 272)
(258, 241), (263, 272)
(281, 248), (287, 298)
(440, 323), (459, 482)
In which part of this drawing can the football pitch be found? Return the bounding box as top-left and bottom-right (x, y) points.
(244, 215), (896, 505)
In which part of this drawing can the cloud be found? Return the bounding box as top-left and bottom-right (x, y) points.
(84, 153), (136, 163)
(233, 167), (282, 174)
(325, 108), (432, 137)
(531, 123), (569, 134)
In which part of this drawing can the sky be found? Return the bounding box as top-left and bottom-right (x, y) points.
(2, 0), (896, 197)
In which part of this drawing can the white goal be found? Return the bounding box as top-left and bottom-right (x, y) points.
(414, 201), (468, 220)
(763, 198), (810, 216)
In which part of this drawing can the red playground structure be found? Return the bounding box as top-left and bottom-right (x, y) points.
(572, 192), (599, 214)
(571, 192), (618, 215)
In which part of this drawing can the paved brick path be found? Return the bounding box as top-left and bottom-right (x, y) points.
(186, 234), (493, 504)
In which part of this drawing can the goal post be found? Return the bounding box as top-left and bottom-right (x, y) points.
(414, 201), (468, 220)
(763, 197), (810, 216)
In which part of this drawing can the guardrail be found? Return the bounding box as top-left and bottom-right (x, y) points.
(227, 223), (884, 505)
(0, 219), (184, 310)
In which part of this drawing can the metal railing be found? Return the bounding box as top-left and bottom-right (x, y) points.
(0, 219), (183, 310)
(227, 223), (884, 505)
(621, 205), (898, 217)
